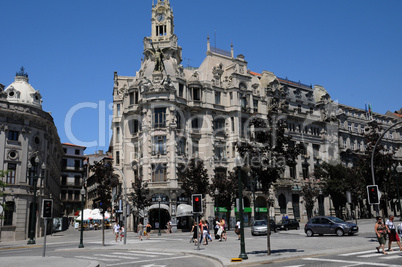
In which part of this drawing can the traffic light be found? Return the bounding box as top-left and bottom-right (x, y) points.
(192, 194), (203, 213)
(42, 199), (53, 218)
(367, 185), (379, 204)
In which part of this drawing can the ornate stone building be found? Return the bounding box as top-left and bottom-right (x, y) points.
(0, 68), (63, 241)
(111, 0), (402, 230)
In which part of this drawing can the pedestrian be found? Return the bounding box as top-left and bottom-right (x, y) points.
(385, 215), (402, 251)
(220, 218), (227, 241)
(375, 216), (389, 254)
(214, 218), (220, 239)
(206, 220), (213, 242)
(113, 222), (120, 242)
(155, 221), (159, 231)
(166, 220), (172, 233)
(235, 219), (241, 240)
(120, 225), (125, 241)
(146, 222), (152, 240)
(202, 220), (210, 245)
(190, 221), (198, 245)
(138, 221), (144, 241)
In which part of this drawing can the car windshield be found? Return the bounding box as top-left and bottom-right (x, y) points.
(328, 217), (344, 223)
(254, 221), (267, 226)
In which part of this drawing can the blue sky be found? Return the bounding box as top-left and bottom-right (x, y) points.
(1, 0), (401, 155)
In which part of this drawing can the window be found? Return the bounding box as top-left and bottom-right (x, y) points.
(8, 130), (19, 141)
(63, 148), (67, 154)
(213, 118), (225, 136)
(117, 104), (121, 117)
(61, 175), (67, 186)
(231, 117), (235, 132)
(130, 119), (140, 134)
(152, 136), (167, 155)
(116, 151), (120, 164)
(297, 105), (302, 113)
(214, 143), (226, 160)
(129, 92), (134, 105)
(253, 100), (258, 113)
(6, 163), (16, 184)
(75, 160), (80, 170)
(289, 165), (296, 179)
(354, 125), (358, 133)
(4, 202), (14, 225)
(116, 127), (120, 143)
(177, 138), (186, 156)
(153, 108), (166, 128)
(241, 94), (247, 108)
(192, 139), (199, 157)
(179, 83), (184, 97)
(230, 92), (234, 105)
(74, 176), (80, 186)
(192, 88), (201, 101)
(152, 164), (167, 182)
(191, 118), (201, 130)
(75, 149), (80, 155)
(348, 123), (352, 132)
(215, 91), (221, 105)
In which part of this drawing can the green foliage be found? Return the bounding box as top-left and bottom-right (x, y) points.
(129, 177), (150, 216)
(180, 158), (210, 198)
(89, 161), (120, 214)
(209, 171), (238, 212)
(301, 179), (320, 219)
(237, 116), (304, 194)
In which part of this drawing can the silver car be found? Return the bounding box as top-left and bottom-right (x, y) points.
(304, 216), (359, 237)
(251, 220), (274, 236)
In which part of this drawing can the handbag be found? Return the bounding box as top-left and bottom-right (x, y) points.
(217, 228), (223, 236)
(390, 228), (396, 234)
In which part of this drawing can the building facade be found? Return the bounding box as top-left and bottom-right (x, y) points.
(60, 143), (86, 218)
(111, 0), (402, 231)
(0, 68), (63, 241)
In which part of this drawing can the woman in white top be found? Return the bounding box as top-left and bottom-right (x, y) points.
(385, 215), (402, 251)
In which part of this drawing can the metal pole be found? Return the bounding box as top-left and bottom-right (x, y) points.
(267, 200), (271, 255)
(158, 199), (161, 236)
(238, 166), (248, 260)
(397, 173), (401, 219)
(79, 188), (85, 248)
(27, 175), (38, 244)
(42, 219), (47, 257)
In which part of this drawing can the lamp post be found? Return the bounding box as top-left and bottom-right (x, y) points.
(235, 155), (248, 260)
(78, 187), (86, 248)
(27, 156), (45, 245)
(214, 188), (219, 219)
(396, 163), (402, 220)
(157, 196), (162, 236)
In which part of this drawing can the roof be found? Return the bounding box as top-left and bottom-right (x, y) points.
(62, 143), (87, 148)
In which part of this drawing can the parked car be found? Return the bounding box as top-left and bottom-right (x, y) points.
(304, 216), (359, 237)
(251, 219), (276, 235)
(277, 219), (300, 231)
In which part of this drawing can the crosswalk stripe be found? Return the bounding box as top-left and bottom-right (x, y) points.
(303, 257), (401, 266)
(112, 252), (156, 258)
(75, 256), (116, 262)
(107, 255), (192, 267)
(94, 253), (138, 260)
(339, 250), (376, 256)
(127, 250), (175, 256)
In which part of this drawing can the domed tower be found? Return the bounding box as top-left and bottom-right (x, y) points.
(0, 67), (63, 242)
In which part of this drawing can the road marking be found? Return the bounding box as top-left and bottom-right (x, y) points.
(107, 255), (192, 266)
(112, 252), (156, 258)
(127, 250), (177, 256)
(303, 257), (402, 266)
(339, 250), (377, 256)
(94, 253), (139, 260)
(76, 256), (116, 262)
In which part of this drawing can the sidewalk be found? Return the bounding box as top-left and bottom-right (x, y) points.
(0, 218), (386, 266)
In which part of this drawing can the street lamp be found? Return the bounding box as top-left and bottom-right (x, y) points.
(214, 188), (219, 219)
(396, 163), (402, 219)
(157, 196), (162, 236)
(235, 155), (248, 260)
(27, 156), (45, 245)
(79, 187), (86, 248)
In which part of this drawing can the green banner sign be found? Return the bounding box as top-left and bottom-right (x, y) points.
(214, 207), (228, 212)
(255, 207), (267, 212)
(234, 207), (252, 213)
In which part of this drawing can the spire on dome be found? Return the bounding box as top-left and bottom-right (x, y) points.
(16, 66), (28, 78)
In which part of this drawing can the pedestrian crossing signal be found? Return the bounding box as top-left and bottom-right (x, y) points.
(42, 199), (53, 218)
(192, 194), (202, 213)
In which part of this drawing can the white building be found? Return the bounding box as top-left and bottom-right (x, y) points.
(0, 68), (63, 241)
(111, 0), (402, 231)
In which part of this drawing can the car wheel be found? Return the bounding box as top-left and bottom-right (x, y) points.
(285, 227), (289, 231)
(336, 228), (344, 236)
(251, 232), (255, 236)
(306, 229), (314, 237)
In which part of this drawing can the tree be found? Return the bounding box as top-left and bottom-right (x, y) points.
(314, 162), (363, 219)
(353, 121), (398, 217)
(129, 177), (150, 228)
(180, 158), (210, 215)
(89, 161), (119, 245)
(301, 178), (320, 219)
(209, 171), (238, 228)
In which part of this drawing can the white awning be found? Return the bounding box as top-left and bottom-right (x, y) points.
(148, 203), (169, 211)
(176, 204), (193, 217)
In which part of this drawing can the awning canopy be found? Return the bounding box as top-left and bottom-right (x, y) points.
(148, 203), (169, 211)
(176, 204), (193, 217)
